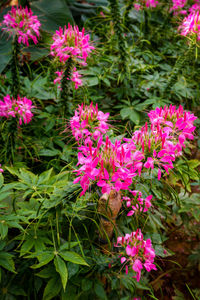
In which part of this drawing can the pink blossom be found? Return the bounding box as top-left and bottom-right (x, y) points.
(1, 6), (41, 46)
(178, 11), (200, 41)
(0, 94), (34, 125)
(54, 67), (82, 89)
(0, 165), (4, 173)
(70, 102), (109, 143)
(50, 23), (94, 64)
(115, 229), (157, 281)
(123, 191), (152, 215)
(170, 0), (187, 15)
(133, 0), (159, 10)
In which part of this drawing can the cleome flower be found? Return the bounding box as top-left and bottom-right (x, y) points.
(115, 229), (157, 282)
(0, 94), (34, 125)
(54, 67), (82, 90)
(70, 102), (109, 143)
(178, 11), (200, 41)
(1, 6), (41, 46)
(133, 0), (159, 10)
(169, 0), (187, 15)
(50, 23), (94, 64)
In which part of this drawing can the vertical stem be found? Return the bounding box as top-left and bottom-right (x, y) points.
(11, 36), (20, 98)
(109, 0), (127, 75)
(60, 57), (74, 114)
(123, 0), (133, 28)
(162, 45), (194, 97)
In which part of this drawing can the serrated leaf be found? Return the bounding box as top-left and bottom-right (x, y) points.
(43, 275), (62, 300)
(20, 239), (35, 256)
(54, 256), (68, 291)
(0, 222), (8, 239)
(31, 253), (54, 269)
(38, 168), (53, 185)
(59, 251), (88, 266)
(0, 252), (16, 273)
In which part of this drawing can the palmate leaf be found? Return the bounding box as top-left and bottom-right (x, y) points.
(31, 0), (74, 32)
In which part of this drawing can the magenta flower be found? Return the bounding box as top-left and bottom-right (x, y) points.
(54, 68), (82, 90)
(50, 23), (94, 64)
(123, 190), (152, 216)
(133, 0), (159, 10)
(70, 102), (109, 143)
(115, 229), (157, 281)
(1, 6), (41, 46)
(170, 0), (187, 15)
(0, 165), (4, 173)
(178, 11), (200, 41)
(0, 94), (34, 125)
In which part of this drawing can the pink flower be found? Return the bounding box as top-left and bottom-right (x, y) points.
(0, 165), (4, 173)
(115, 229), (156, 282)
(54, 67), (82, 89)
(0, 94), (34, 125)
(133, 0), (159, 10)
(50, 23), (94, 64)
(178, 11), (200, 41)
(70, 103), (109, 143)
(170, 0), (187, 15)
(1, 6), (41, 46)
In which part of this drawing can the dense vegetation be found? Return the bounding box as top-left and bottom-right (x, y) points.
(0, 0), (199, 299)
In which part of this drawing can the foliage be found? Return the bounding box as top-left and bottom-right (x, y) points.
(0, 0), (199, 299)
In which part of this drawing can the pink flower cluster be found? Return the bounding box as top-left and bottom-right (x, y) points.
(189, 1), (200, 13)
(70, 102), (109, 143)
(115, 229), (157, 281)
(178, 10), (200, 41)
(1, 6), (41, 46)
(50, 24), (94, 64)
(123, 190), (152, 216)
(51, 23), (94, 89)
(170, 0), (187, 15)
(72, 104), (197, 195)
(0, 94), (34, 125)
(133, 0), (159, 10)
(54, 68), (83, 89)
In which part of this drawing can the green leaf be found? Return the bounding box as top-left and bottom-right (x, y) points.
(38, 168), (53, 185)
(43, 275), (62, 300)
(59, 251), (88, 266)
(0, 222), (8, 239)
(0, 252), (16, 273)
(82, 278), (93, 291)
(120, 107), (130, 119)
(39, 149), (60, 157)
(31, 0), (74, 32)
(31, 253), (54, 269)
(0, 174), (4, 189)
(20, 239), (35, 256)
(54, 256), (68, 291)
(94, 282), (107, 300)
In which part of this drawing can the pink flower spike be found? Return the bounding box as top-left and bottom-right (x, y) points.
(2, 6), (41, 45)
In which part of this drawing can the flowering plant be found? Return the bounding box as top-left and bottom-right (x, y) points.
(0, 94), (34, 125)
(178, 11), (200, 41)
(133, 0), (159, 10)
(1, 6), (41, 46)
(115, 229), (157, 281)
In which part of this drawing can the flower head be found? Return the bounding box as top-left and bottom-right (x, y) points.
(1, 6), (41, 46)
(178, 11), (200, 41)
(170, 0), (187, 15)
(115, 229), (157, 281)
(70, 102), (109, 143)
(50, 23), (94, 64)
(133, 0), (159, 10)
(0, 94), (34, 125)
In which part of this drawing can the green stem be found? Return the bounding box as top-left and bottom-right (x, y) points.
(11, 36), (20, 98)
(109, 0), (127, 74)
(162, 45), (194, 97)
(60, 57), (74, 113)
(123, 0), (133, 28)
